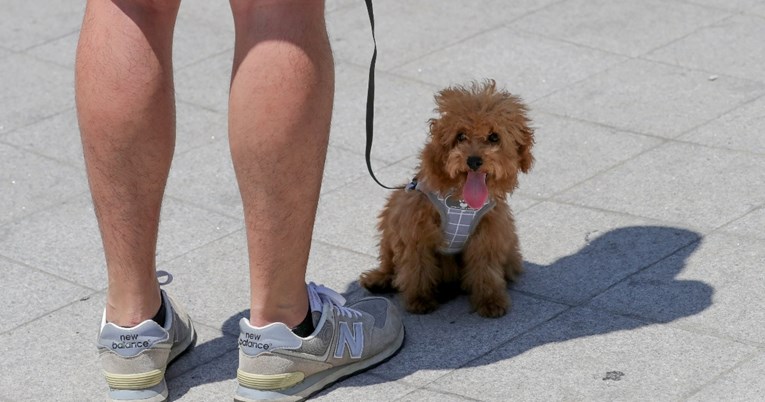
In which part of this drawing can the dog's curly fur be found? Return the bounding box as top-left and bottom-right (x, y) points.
(359, 80), (534, 318)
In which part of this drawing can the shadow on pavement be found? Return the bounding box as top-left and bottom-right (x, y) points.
(167, 225), (711, 398)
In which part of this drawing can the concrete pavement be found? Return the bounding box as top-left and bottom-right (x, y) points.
(2, 0), (765, 400)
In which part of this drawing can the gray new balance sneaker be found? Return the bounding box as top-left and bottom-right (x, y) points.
(234, 282), (405, 402)
(97, 290), (196, 402)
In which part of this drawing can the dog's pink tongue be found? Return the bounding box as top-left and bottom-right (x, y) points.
(463, 172), (488, 209)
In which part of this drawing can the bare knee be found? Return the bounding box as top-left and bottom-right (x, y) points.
(230, 0), (326, 27)
(110, 0), (181, 18)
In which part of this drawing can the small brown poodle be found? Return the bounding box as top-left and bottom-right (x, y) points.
(359, 80), (534, 318)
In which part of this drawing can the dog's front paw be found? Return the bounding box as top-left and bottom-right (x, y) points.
(405, 296), (440, 315)
(473, 296), (508, 318)
(359, 269), (395, 293)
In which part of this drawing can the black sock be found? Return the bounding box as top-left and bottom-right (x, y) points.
(291, 308), (314, 337)
(152, 295), (167, 327)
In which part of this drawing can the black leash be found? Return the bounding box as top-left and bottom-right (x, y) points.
(363, 0), (404, 190)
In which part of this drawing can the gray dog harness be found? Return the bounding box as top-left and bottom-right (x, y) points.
(408, 179), (495, 254)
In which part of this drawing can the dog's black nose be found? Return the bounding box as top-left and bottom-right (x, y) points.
(467, 156), (483, 171)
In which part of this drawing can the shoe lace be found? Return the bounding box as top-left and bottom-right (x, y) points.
(156, 270), (173, 286)
(307, 282), (362, 319)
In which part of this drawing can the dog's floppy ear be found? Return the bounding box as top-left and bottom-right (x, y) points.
(518, 126), (535, 173)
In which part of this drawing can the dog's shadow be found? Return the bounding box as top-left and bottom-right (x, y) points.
(331, 225), (711, 389)
(167, 225), (710, 399)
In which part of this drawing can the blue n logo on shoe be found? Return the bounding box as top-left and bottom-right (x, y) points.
(334, 321), (364, 359)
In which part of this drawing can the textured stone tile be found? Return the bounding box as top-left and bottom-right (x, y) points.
(156, 231), (249, 335)
(718, 206), (765, 240)
(167, 349), (239, 401)
(313, 162), (414, 256)
(367, 292), (568, 387)
(174, 0), (235, 70)
(313, 373), (417, 401)
(397, 389), (480, 402)
(684, 0), (765, 12)
(306, 241), (379, 293)
(393, 27), (627, 102)
(0, 2), (84, 51)
(175, 50), (232, 113)
(688, 352), (765, 402)
(1, 109), (82, 168)
(679, 95), (765, 155)
(165, 139), (241, 218)
(327, 0), (560, 70)
(534, 59), (765, 138)
(555, 142), (765, 230)
(0, 194), (241, 290)
(0, 294), (105, 400)
(0, 54), (74, 135)
(165, 323), (237, 381)
(0, 143), (86, 224)
(517, 112), (662, 198)
(24, 31), (79, 69)
(0, 258), (92, 333)
(646, 15), (765, 82)
(329, 70), (438, 164)
(513, 0), (727, 57)
(591, 233), (765, 343)
(431, 307), (755, 401)
(515, 201), (702, 305)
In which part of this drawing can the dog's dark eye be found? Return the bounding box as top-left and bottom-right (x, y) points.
(488, 132), (500, 143)
(456, 132), (467, 142)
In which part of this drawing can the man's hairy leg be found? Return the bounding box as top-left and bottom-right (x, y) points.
(76, 0), (180, 327)
(228, 0), (334, 327)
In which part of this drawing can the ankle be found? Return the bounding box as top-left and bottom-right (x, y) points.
(105, 289), (162, 327)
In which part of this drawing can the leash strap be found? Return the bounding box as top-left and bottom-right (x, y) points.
(363, 0), (403, 190)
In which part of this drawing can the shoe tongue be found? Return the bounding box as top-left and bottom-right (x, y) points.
(463, 171), (488, 209)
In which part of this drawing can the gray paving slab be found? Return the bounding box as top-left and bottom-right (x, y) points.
(685, 0), (765, 12)
(313, 372), (418, 401)
(0, 53), (74, 135)
(0, 109), (82, 167)
(396, 389), (481, 402)
(366, 292), (568, 387)
(429, 307), (756, 401)
(0, 193), (241, 290)
(156, 231), (250, 335)
(534, 58), (765, 138)
(718, 206), (765, 241)
(646, 14), (765, 83)
(5, 0), (765, 400)
(0, 293), (104, 401)
(687, 352), (765, 402)
(166, 349), (240, 401)
(514, 201), (702, 305)
(591, 233), (765, 344)
(517, 112), (663, 198)
(554, 141), (765, 230)
(327, 0), (560, 71)
(175, 50), (232, 113)
(165, 139), (242, 218)
(679, 94), (765, 155)
(513, 0), (728, 57)
(313, 161), (415, 256)
(174, 0), (235, 70)
(393, 27), (627, 102)
(329, 70), (438, 164)
(0, 143), (86, 225)
(0, 1), (84, 52)
(24, 30), (79, 69)
(0, 257), (91, 334)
